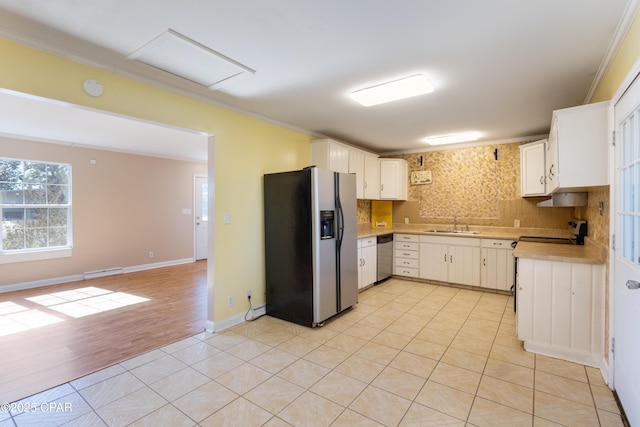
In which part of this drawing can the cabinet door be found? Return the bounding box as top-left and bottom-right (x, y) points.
(516, 258), (537, 341)
(520, 140), (546, 196)
(448, 244), (481, 286)
(379, 159), (408, 200)
(311, 139), (349, 173)
(361, 244), (377, 287)
(419, 242), (448, 281)
(545, 117), (559, 193)
(357, 243), (364, 289)
(349, 149), (365, 199)
(481, 247), (514, 290)
(364, 154), (380, 199)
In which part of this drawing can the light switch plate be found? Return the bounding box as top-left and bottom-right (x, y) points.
(224, 213), (231, 224)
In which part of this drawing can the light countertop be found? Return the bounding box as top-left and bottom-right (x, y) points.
(512, 241), (606, 264)
(357, 224), (606, 265)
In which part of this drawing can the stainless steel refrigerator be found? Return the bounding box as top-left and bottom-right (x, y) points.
(264, 167), (358, 327)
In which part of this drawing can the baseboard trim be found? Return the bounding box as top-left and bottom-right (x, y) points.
(1, 257), (196, 293)
(124, 258), (194, 273)
(213, 304), (267, 332)
(0, 274), (84, 293)
(205, 320), (215, 333)
(600, 356), (611, 387)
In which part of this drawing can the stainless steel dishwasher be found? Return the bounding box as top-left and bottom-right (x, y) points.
(376, 234), (393, 282)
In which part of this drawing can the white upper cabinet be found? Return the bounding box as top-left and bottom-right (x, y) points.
(348, 148), (365, 198)
(313, 139), (380, 199)
(379, 158), (408, 200)
(520, 139), (547, 197)
(349, 147), (380, 199)
(545, 101), (609, 193)
(363, 153), (380, 199)
(311, 138), (349, 173)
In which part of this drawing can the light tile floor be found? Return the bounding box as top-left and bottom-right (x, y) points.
(2, 279), (625, 426)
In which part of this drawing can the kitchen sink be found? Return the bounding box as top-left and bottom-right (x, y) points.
(426, 229), (480, 235)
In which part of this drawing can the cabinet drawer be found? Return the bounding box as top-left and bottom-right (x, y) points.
(395, 241), (419, 251)
(395, 249), (418, 259)
(481, 239), (514, 248)
(395, 234), (419, 243)
(395, 258), (419, 268)
(394, 266), (419, 277)
(360, 237), (377, 247)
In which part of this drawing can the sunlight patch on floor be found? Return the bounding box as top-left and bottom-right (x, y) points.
(0, 287), (149, 336)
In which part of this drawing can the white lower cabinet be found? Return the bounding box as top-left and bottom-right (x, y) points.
(393, 234), (419, 277)
(419, 236), (480, 286)
(516, 258), (605, 367)
(357, 237), (377, 289)
(480, 239), (515, 291)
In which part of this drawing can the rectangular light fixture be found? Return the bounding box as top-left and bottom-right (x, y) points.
(350, 74), (434, 106)
(128, 29), (255, 90)
(422, 132), (480, 146)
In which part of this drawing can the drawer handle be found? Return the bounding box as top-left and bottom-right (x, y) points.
(403, 252), (411, 256)
(493, 242), (503, 246)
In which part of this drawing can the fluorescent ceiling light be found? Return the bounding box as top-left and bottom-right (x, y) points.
(350, 75), (433, 106)
(422, 132), (481, 145)
(128, 29), (255, 90)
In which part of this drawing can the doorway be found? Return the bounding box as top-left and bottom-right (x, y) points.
(612, 70), (640, 426)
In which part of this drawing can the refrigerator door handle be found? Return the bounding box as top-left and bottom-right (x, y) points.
(335, 179), (345, 251)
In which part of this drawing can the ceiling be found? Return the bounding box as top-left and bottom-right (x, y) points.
(0, 0), (635, 154)
(0, 90), (208, 162)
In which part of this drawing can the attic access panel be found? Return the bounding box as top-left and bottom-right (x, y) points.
(128, 29), (255, 90)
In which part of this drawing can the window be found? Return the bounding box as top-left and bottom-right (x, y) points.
(618, 103), (640, 266)
(0, 158), (72, 255)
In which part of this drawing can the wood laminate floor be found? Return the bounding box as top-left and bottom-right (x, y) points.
(0, 260), (207, 404)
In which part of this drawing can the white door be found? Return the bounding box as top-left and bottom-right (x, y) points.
(613, 73), (640, 426)
(195, 176), (208, 260)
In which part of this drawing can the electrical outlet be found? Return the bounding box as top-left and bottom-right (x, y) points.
(149, 251), (154, 258)
(246, 290), (252, 299)
(514, 219), (520, 228)
(227, 295), (234, 307)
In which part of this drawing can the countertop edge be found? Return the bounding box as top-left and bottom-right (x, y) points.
(356, 225), (607, 265)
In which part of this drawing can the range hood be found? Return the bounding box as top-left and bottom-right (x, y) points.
(537, 192), (588, 207)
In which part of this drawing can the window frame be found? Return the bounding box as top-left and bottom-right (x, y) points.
(0, 157), (73, 263)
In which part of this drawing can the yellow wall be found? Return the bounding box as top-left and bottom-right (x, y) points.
(0, 38), (312, 323)
(592, 8), (640, 101)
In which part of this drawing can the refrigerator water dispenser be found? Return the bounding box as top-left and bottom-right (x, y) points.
(320, 210), (335, 239)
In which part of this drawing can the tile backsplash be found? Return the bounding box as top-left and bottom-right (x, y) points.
(389, 142), (574, 228)
(356, 142), (610, 241)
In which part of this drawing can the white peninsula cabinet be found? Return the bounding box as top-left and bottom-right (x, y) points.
(517, 258), (605, 366)
(357, 237), (377, 289)
(379, 158), (408, 200)
(519, 139), (547, 197)
(480, 239), (515, 291)
(419, 235), (481, 286)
